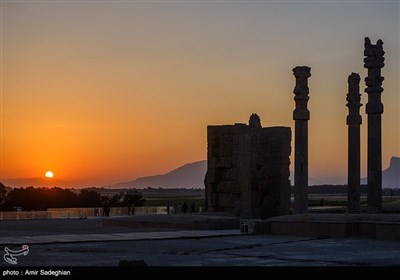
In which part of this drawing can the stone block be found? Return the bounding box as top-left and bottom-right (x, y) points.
(220, 157), (233, 168)
(218, 193), (240, 209)
(205, 115), (291, 217)
(208, 157), (217, 169)
(232, 124), (248, 134)
(221, 146), (233, 157)
(222, 168), (238, 181)
(207, 126), (222, 135)
(216, 181), (240, 194)
(205, 169), (218, 183)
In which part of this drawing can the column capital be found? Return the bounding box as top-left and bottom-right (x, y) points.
(364, 37), (385, 69)
(364, 37), (384, 115)
(293, 66), (311, 120)
(346, 73), (362, 125)
(292, 66), (311, 78)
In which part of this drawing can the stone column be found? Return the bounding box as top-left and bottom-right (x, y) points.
(346, 73), (362, 212)
(364, 37), (385, 213)
(238, 131), (253, 219)
(292, 66), (311, 214)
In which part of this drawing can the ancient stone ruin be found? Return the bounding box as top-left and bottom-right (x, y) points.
(346, 73), (362, 212)
(204, 114), (291, 219)
(205, 37), (386, 220)
(292, 66), (311, 214)
(364, 37), (385, 213)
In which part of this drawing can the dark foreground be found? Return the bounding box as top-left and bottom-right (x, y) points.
(2, 234), (400, 267)
(1, 218), (400, 266)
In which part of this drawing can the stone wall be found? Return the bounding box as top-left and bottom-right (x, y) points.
(205, 114), (291, 219)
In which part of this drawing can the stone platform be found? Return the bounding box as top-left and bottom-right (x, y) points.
(246, 214), (400, 240)
(103, 214), (240, 230)
(106, 213), (400, 240)
(2, 216), (400, 266)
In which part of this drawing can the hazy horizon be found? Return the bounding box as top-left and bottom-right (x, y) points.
(2, 156), (399, 189)
(1, 1), (399, 187)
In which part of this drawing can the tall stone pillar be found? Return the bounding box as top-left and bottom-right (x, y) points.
(238, 132), (253, 219)
(364, 37), (385, 213)
(346, 73), (362, 212)
(293, 66), (311, 214)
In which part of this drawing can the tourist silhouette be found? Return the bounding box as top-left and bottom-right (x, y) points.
(190, 202), (195, 213)
(182, 201), (188, 214)
(103, 202), (110, 217)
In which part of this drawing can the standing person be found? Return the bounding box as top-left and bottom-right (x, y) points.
(131, 203), (135, 216)
(166, 201), (170, 214)
(182, 201), (188, 214)
(102, 203), (107, 217)
(105, 202), (110, 217)
(190, 202), (195, 213)
(128, 205), (132, 215)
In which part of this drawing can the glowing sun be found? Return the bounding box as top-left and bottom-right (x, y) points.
(45, 171), (54, 178)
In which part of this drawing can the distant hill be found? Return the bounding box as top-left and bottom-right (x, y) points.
(111, 160), (324, 189)
(111, 160), (207, 189)
(361, 156), (400, 188)
(113, 156), (399, 189)
(289, 171), (321, 186)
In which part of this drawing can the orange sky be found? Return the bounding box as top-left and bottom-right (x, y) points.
(1, 1), (399, 187)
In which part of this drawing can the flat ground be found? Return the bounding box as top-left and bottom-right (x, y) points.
(3, 234), (400, 267)
(1, 217), (400, 268)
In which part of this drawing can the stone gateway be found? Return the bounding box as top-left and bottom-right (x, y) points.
(204, 114), (291, 219)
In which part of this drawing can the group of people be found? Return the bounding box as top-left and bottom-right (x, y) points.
(128, 204), (135, 215)
(97, 201), (197, 217)
(102, 202), (111, 217)
(167, 201), (196, 214)
(100, 202), (135, 217)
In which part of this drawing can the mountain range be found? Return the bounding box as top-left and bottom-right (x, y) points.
(110, 160), (322, 189)
(112, 156), (400, 189)
(111, 161), (207, 189)
(361, 156), (400, 188)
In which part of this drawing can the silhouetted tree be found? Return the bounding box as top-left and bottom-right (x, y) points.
(0, 186), (148, 211)
(42, 187), (78, 208)
(78, 189), (102, 207)
(109, 194), (122, 207)
(0, 182), (7, 206)
(0, 187), (104, 210)
(120, 194), (145, 207)
(1, 187), (78, 211)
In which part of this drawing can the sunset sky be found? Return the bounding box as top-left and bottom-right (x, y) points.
(1, 1), (399, 187)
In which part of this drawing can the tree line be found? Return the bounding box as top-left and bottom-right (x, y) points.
(0, 182), (145, 211)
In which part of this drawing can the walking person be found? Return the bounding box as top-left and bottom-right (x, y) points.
(105, 202), (110, 217)
(182, 201), (188, 214)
